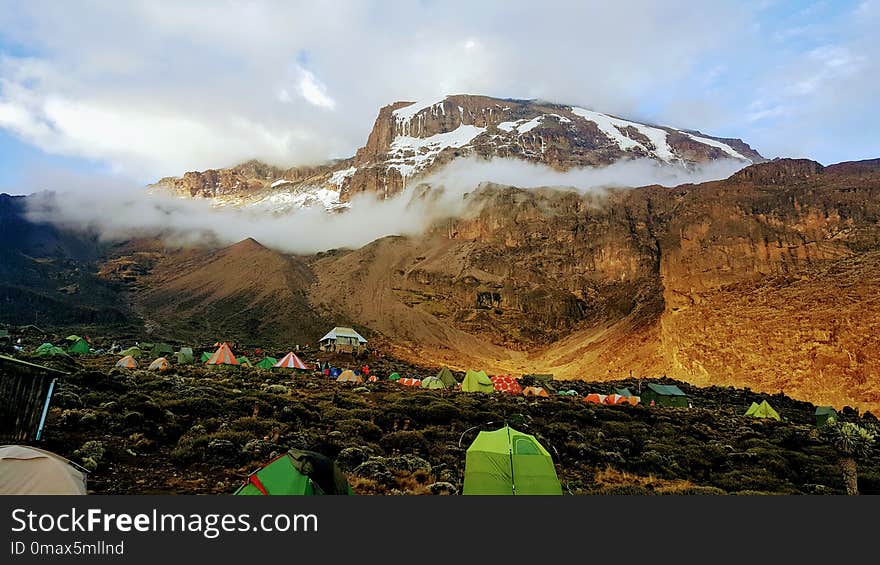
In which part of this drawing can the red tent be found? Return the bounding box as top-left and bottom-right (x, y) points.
(604, 394), (629, 405)
(273, 352), (307, 369)
(206, 343), (238, 365)
(490, 375), (522, 394)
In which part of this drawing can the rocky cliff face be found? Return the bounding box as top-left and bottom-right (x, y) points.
(309, 159), (880, 411)
(150, 95), (763, 209)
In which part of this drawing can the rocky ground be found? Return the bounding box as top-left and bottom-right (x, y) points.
(25, 350), (880, 496)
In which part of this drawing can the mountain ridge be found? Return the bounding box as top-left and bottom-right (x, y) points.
(150, 94), (764, 211)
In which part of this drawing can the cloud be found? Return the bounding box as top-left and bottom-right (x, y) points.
(296, 67), (336, 109)
(0, 0), (875, 183)
(0, 1), (752, 181)
(24, 157), (744, 255)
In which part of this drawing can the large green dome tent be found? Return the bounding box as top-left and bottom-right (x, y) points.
(463, 425), (562, 495)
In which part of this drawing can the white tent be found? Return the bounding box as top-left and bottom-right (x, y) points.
(319, 327), (367, 352)
(0, 445), (87, 495)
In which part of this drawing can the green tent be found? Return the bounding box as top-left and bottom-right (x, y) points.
(463, 425), (562, 495)
(421, 376), (446, 390)
(65, 335), (81, 342)
(138, 342), (154, 352)
(66, 338), (90, 355)
(255, 357), (278, 369)
(614, 387), (633, 397)
(744, 400), (781, 421)
(640, 383), (688, 407)
(234, 449), (353, 496)
(236, 356), (252, 367)
(436, 366), (457, 388)
(388, 372), (401, 381)
(120, 346), (143, 358)
(33, 343), (67, 357)
(815, 406), (838, 427)
(461, 370), (494, 393)
(175, 347), (194, 364)
(151, 343), (174, 357)
(0, 329), (9, 339)
(200, 352), (212, 363)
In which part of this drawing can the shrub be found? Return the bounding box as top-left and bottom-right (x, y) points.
(380, 431), (429, 455)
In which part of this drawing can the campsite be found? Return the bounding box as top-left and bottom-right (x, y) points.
(2, 329), (878, 495)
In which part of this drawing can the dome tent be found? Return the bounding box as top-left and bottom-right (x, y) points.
(255, 357), (278, 369)
(115, 355), (138, 369)
(234, 449), (353, 495)
(461, 370), (494, 393)
(0, 445), (87, 495)
(463, 425), (561, 495)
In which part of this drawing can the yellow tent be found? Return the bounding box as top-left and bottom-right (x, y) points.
(148, 357), (170, 371)
(337, 370), (363, 383)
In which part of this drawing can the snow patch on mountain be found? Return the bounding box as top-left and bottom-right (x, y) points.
(386, 124), (485, 178)
(571, 107), (676, 162)
(329, 166), (357, 188)
(681, 132), (749, 161)
(251, 186), (347, 212)
(498, 113), (572, 134)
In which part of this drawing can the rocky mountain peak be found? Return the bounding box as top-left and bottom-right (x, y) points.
(150, 93), (765, 211)
(731, 158), (824, 185)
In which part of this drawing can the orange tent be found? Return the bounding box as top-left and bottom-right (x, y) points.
(491, 375), (522, 394)
(115, 355), (138, 369)
(148, 357), (170, 371)
(522, 386), (549, 398)
(399, 377), (422, 387)
(336, 370), (363, 383)
(205, 343), (238, 365)
(367, 375), (378, 383)
(626, 396), (641, 406)
(583, 393), (607, 404)
(274, 352), (307, 369)
(604, 394), (628, 405)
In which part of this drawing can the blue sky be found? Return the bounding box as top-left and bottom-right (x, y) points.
(0, 0), (877, 194)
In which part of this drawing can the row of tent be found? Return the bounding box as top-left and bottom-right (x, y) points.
(32, 335), (91, 357)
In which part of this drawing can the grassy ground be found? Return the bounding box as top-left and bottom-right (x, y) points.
(22, 350), (878, 496)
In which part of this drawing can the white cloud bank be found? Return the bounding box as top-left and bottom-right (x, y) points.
(0, 0), (754, 181)
(24, 157), (745, 254)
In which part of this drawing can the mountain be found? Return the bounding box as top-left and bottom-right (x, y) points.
(124, 237), (329, 345)
(150, 94), (763, 211)
(4, 158), (880, 411)
(307, 158), (880, 412)
(0, 194), (135, 330)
